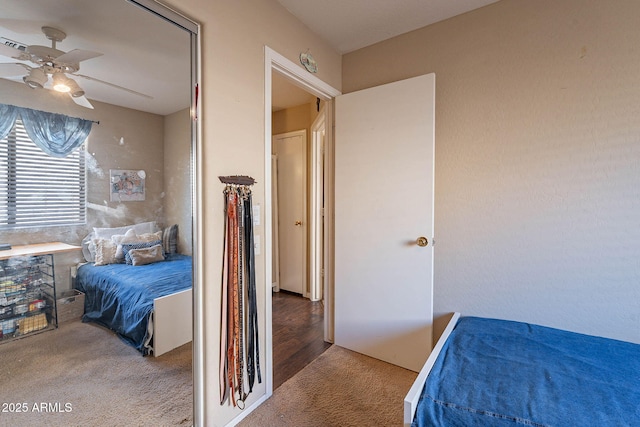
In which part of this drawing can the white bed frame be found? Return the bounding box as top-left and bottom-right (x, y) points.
(403, 312), (461, 426)
(151, 288), (193, 357)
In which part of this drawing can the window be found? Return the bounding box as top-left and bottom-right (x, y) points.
(0, 119), (86, 229)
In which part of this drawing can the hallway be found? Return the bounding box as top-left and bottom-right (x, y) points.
(272, 291), (331, 389)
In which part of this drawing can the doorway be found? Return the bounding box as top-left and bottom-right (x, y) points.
(270, 80), (324, 388)
(265, 47), (341, 395)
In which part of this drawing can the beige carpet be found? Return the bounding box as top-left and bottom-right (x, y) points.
(0, 320), (192, 427)
(238, 345), (417, 427)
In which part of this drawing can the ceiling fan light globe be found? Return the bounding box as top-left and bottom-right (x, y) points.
(24, 79), (41, 89)
(53, 83), (70, 93)
(23, 68), (47, 89)
(66, 79), (85, 98)
(52, 72), (71, 93)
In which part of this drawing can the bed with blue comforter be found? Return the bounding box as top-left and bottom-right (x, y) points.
(410, 316), (640, 427)
(75, 254), (192, 355)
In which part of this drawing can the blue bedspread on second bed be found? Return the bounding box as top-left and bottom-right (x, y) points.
(75, 254), (192, 355)
(413, 316), (640, 427)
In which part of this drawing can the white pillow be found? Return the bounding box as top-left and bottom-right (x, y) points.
(93, 221), (157, 240)
(111, 229), (139, 261)
(82, 232), (96, 262)
(93, 238), (118, 266)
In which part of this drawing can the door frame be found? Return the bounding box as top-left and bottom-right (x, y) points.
(271, 154), (280, 292)
(310, 106), (326, 302)
(263, 46), (341, 397)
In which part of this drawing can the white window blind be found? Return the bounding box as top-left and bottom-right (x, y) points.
(0, 119), (86, 229)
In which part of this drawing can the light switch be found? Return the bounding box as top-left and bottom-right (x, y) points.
(253, 204), (261, 226)
(254, 234), (261, 255)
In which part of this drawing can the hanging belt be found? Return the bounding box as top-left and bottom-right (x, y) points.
(219, 189), (230, 405)
(244, 193), (261, 390)
(236, 191), (246, 406)
(227, 190), (238, 407)
(219, 183), (261, 407)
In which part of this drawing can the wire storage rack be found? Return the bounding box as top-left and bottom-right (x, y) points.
(0, 254), (57, 342)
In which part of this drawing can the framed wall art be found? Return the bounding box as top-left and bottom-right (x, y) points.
(110, 169), (146, 201)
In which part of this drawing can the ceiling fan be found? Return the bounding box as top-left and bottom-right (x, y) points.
(0, 26), (151, 109)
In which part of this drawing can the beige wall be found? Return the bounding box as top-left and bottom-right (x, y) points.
(272, 102), (319, 137)
(343, 0), (640, 344)
(84, 104), (165, 230)
(165, 0), (341, 424)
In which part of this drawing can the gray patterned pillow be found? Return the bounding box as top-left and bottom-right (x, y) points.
(122, 240), (163, 265)
(163, 224), (179, 254)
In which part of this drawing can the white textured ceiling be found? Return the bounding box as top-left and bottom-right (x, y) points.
(277, 0), (500, 53)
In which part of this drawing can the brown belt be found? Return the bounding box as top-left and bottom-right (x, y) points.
(219, 190), (230, 404)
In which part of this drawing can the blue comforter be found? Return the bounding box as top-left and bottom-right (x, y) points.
(76, 254), (192, 355)
(413, 316), (640, 426)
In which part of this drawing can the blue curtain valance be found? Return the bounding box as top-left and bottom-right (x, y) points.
(0, 104), (93, 158)
(0, 104), (18, 141)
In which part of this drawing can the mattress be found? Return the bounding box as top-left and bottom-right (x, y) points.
(412, 316), (640, 426)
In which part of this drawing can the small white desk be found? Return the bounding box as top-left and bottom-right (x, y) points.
(0, 242), (81, 260)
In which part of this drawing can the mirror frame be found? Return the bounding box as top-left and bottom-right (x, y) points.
(127, 1), (203, 424)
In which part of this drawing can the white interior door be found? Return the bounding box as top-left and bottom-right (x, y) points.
(334, 74), (435, 372)
(273, 130), (307, 295)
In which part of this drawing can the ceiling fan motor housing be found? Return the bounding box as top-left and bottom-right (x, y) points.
(42, 26), (67, 43)
(26, 45), (80, 73)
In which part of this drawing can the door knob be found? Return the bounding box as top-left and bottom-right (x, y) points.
(295, 220), (302, 226)
(416, 236), (428, 247)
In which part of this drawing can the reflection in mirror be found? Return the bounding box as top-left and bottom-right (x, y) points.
(0, 1), (195, 425)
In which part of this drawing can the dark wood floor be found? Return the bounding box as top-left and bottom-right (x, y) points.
(272, 290), (332, 389)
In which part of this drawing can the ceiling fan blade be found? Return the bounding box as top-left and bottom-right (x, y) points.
(0, 43), (28, 60)
(73, 73), (153, 99)
(0, 62), (29, 77)
(70, 94), (94, 109)
(56, 49), (103, 65)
